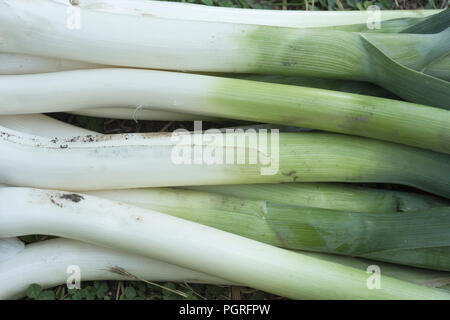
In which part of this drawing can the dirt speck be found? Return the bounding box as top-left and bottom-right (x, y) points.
(60, 194), (85, 203)
(283, 170), (296, 177)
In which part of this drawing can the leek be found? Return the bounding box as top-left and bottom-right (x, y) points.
(0, 0), (448, 107)
(1, 127), (449, 197)
(1, 69), (449, 154)
(1, 186), (449, 300)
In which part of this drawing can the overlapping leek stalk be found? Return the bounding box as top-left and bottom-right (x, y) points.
(1, 69), (449, 154)
(186, 183), (450, 213)
(1, 187), (449, 300)
(84, 187), (450, 270)
(54, 0), (439, 30)
(0, 0), (448, 107)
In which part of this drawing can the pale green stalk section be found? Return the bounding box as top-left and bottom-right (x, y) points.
(209, 75), (450, 154)
(232, 74), (397, 98)
(304, 252), (450, 289)
(58, 0), (438, 29)
(0, 1), (447, 107)
(1, 126), (449, 197)
(1, 69), (448, 154)
(242, 27), (450, 108)
(365, 247), (450, 271)
(1, 187), (449, 300)
(186, 183), (450, 213)
(0, 238), (230, 300)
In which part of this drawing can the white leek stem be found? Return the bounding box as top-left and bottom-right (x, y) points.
(0, 237), (24, 263)
(0, 237), (229, 300)
(1, 187), (448, 300)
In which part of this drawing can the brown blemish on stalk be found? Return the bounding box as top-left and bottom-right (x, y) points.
(50, 198), (63, 208)
(140, 132), (174, 138)
(256, 201), (267, 218)
(50, 193), (85, 208)
(275, 231), (288, 248)
(283, 170), (299, 182)
(0, 131), (12, 139)
(283, 170), (296, 176)
(338, 115), (371, 130)
(60, 194), (85, 203)
(66, 132), (172, 144)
